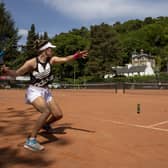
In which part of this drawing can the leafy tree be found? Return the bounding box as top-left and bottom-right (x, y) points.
(144, 17), (154, 25)
(114, 19), (143, 33)
(0, 2), (20, 66)
(142, 24), (164, 47)
(87, 23), (123, 78)
(52, 27), (90, 81)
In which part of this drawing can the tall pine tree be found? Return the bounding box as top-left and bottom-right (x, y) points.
(25, 24), (39, 59)
(0, 2), (19, 66)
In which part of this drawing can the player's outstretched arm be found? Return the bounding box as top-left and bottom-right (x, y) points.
(1, 59), (34, 77)
(51, 50), (88, 64)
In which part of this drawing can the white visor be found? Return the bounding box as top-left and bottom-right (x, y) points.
(39, 42), (56, 51)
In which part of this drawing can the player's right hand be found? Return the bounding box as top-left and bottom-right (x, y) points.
(1, 65), (9, 74)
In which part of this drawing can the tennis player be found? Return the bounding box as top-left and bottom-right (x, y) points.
(1, 41), (88, 151)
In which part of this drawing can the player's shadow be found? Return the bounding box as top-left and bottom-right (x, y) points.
(44, 122), (95, 134)
(38, 132), (59, 145)
(51, 125), (96, 134)
(39, 123), (95, 145)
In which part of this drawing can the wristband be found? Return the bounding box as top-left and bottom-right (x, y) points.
(73, 52), (81, 59)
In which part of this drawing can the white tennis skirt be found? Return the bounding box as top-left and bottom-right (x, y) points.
(25, 85), (53, 104)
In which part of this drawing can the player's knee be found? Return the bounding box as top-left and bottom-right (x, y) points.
(56, 113), (63, 120)
(52, 109), (63, 119)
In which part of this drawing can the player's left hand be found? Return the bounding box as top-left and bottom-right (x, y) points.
(73, 50), (88, 59)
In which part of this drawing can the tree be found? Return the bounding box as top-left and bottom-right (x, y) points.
(52, 27), (90, 82)
(87, 23), (123, 78)
(0, 2), (20, 66)
(144, 17), (154, 25)
(25, 24), (39, 59)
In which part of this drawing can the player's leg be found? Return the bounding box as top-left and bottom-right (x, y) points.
(31, 96), (51, 136)
(24, 96), (51, 151)
(42, 99), (63, 132)
(47, 98), (63, 124)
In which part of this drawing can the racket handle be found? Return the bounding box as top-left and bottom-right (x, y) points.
(0, 58), (4, 65)
(0, 50), (5, 64)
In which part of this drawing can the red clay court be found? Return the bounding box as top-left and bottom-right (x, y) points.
(0, 89), (168, 168)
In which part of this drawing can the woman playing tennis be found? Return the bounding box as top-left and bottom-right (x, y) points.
(1, 41), (88, 151)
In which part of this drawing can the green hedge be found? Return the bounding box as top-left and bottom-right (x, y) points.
(57, 73), (168, 84)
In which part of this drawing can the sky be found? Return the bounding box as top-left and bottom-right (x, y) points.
(2, 0), (168, 44)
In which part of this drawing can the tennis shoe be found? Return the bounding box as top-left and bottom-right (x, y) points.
(24, 138), (44, 151)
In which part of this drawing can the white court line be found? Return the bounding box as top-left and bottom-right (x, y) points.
(68, 114), (168, 133)
(106, 120), (168, 132)
(147, 120), (168, 127)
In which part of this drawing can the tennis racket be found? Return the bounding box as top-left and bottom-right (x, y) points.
(0, 35), (11, 65)
(0, 49), (5, 65)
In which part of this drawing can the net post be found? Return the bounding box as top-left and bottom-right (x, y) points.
(115, 83), (117, 94)
(123, 82), (125, 94)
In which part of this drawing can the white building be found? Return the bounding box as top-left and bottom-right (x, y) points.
(104, 49), (155, 78)
(132, 49), (155, 68)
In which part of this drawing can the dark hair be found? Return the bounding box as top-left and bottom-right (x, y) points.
(33, 40), (48, 50)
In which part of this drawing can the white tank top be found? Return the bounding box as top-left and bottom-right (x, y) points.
(30, 57), (53, 87)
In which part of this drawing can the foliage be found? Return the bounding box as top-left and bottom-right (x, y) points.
(2, 0), (168, 83)
(24, 24), (49, 60)
(52, 27), (90, 80)
(0, 2), (20, 67)
(87, 23), (123, 78)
